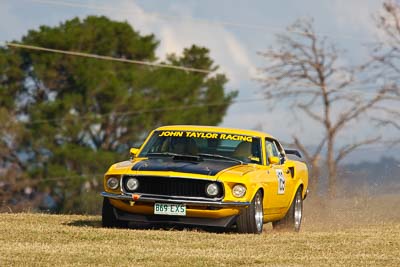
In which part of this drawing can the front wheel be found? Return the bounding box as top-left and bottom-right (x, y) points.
(272, 187), (303, 232)
(237, 190), (264, 234)
(102, 198), (128, 228)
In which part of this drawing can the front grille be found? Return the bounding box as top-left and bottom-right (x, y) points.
(122, 175), (223, 199)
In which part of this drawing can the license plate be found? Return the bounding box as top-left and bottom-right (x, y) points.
(154, 203), (186, 216)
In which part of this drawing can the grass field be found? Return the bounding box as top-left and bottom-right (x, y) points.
(1, 195), (399, 266)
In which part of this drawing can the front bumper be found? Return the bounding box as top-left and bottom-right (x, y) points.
(101, 192), (251, 207)
(102, 192), (249, 228)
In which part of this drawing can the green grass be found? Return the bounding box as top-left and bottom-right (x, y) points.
(1, 195), (400, 266)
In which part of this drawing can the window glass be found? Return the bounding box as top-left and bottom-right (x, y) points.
(266, 139), (279, 158)
(139, 130), (262, 164)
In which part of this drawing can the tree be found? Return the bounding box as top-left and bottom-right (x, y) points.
(370, 1), (400, 144)
(258, 19), (390, 197)
(0, 16), (236, 212)
(0, 48), (24, 166)
(0, 48), (33, 210)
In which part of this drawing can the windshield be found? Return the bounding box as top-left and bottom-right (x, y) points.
(138, 130), (262, 164)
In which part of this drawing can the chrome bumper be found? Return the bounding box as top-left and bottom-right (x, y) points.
(101, 192), (250, 207)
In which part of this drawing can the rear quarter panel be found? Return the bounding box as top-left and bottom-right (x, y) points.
(288, 159), (309, 200)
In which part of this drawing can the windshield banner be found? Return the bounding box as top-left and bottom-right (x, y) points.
(158, 131), (252, 142)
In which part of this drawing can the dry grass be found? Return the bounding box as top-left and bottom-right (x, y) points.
(1, 195), (400, 266)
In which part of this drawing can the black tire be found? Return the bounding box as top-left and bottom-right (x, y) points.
(272, 187), (303, 232)
(102, 198), (128, 228)
(237, 190), (264, 234)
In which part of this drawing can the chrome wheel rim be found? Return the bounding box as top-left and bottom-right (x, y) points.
(254, 193), (263, 232)
(294, 192), (303, 231)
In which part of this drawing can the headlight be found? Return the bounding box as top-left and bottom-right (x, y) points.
(126, 177), (139, 191)
(106, 177), (119, 190)
(206, 183), (219, 197)
(232, 184), (246, 198)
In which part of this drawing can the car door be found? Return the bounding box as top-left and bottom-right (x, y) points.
(273, 139), (295, 206)
(265, 138), (293, 209)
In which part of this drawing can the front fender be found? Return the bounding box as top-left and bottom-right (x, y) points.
(218, 167), (266, 203)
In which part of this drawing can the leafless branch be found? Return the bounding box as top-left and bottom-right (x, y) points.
(297, 104), (324, 124)
(293, 135), (325, 163)
(335, 137), (381, 164)
(372, 106), (400, 130)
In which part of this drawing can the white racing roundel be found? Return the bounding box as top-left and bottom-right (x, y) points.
(276, 169), (285, 194)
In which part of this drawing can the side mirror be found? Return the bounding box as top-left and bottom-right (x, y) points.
(268, 156), (280, 165)
(129, 148), (140, 159)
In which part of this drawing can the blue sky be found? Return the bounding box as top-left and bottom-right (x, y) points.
(1, 0), (397, 160)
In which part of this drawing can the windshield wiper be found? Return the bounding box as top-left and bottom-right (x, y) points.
(198, 153), (244, 164)
(146, 152), (201, 161)
(146, 152), (181, 157)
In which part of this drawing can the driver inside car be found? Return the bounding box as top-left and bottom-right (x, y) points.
(162, 137), (198, 155)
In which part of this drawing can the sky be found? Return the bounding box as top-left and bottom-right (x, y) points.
(0, 0), (398, 161)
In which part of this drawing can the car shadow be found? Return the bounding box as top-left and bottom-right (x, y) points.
(64, 219), (235, 233)
(64, 219), (102, 228)
(129, 224), (235, 233)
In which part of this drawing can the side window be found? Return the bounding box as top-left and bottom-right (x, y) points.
(266, 139), (279, 164)
(266, 139), (286, 165)
(273, 140), (286, 164)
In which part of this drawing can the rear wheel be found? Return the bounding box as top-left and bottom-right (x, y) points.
(237, 190), (263, 234)
(102, 198), (128, 228)
(272, 187), (303, 232)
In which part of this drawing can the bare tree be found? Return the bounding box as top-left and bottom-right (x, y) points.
(370, 1), (400, 143)
(258, 19), (390, 197)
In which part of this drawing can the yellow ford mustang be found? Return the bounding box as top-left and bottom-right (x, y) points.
(101, 125), (308, 234)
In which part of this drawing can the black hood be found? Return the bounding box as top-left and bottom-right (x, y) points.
(131, 157), (238, 176)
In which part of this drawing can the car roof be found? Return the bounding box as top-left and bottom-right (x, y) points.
(155, 125), (275, 139)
